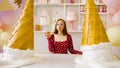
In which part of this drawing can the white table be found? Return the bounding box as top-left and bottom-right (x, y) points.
(1, 54), (120, 68)
(0, 54), (81, 68)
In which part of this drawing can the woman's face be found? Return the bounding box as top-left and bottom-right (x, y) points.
(56, 20), (64, 31)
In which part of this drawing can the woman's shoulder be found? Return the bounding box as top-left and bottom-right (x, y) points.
(67, 34), (72, 37)
(51, 34), (54, 37)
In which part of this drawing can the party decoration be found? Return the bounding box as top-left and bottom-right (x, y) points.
(0, 0), (38, 66)
(7, 0), (34, 50)
(103, 0), (120, 58)
(0, 0), (17, 31)
(103, 0), (120, 9)
(14, 0), (22, 7)
(0, 0), (2, 2)
(0, 0), (27, 31)
(0, 20), (7, 31)
(0, 28), (3, 35)
(81, 0), (109, 45)
(112, 10), (120, 24)
(1, 32), (10, 41)
(76, 0), (114, 65)
(66, 11), (77, 31)
(103, 0), (120, 24)
(108, 8), (119, 15)
(107, 26), (120, 46)
(40, 10), (50, 25)
(0, 0), (13, 12)
(8, 0), (20, 9)
(0, 11), (16, 27)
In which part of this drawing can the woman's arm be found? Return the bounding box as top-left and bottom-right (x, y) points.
(47, 34), (56, 53)
(68, 34), (82, 54)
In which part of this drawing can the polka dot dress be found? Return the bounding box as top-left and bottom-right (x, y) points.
(47, 34), (82, 54)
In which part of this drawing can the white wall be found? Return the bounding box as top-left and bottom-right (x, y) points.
(34, 32), (82, 53)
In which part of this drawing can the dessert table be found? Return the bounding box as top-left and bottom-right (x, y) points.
(0, 53), (81, 68)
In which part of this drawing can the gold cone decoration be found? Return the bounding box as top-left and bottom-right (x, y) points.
(81, 0), (109, 46)
(14, 0), (22, 7)
(0, 0), (13, 12)
(7, 0), (34, 50)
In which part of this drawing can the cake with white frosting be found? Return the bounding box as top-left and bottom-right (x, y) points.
(3, 47), (34, 61)
(81, 43), (114, 62)
(0, 0), (38, 66)
(40, 10), (50, 25)
(75, 0), (120, 68)
(40, 16), (50, 25)
(66, 11), (77, 21)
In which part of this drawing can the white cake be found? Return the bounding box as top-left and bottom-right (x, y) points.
(75, 0), (120, 67)
(66, 11), (77, 21)
(40, 16), (50, 25)
(81, 42), (114, 62)
(0, 46), (38, 66)
(75, 43), (120, 68)
(3, 46), (34, 60)
(0, 0), (40, 67)
(40, 10), (50, 25)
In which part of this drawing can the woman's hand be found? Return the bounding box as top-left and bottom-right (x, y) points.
(45, 31), (51, 38)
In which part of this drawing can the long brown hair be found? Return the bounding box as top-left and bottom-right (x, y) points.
(54, 19), (68, 35)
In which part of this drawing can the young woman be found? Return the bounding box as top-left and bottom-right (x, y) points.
(45, 19), (82, 54)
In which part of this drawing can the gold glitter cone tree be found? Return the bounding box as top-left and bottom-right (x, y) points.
(81, 0), (109, 46)
(0, 0), (13, 12)
(7, 0), (34, 50)
(14, 0), (22, 7)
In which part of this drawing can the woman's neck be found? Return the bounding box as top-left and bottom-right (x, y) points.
(58, 31), (63, 36)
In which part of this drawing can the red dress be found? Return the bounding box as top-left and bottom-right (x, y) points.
(47, 34), (82, 54)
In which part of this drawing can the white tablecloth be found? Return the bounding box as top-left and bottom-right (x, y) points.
(1, 54), (120, 68)
(0, 54), (80, 68)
